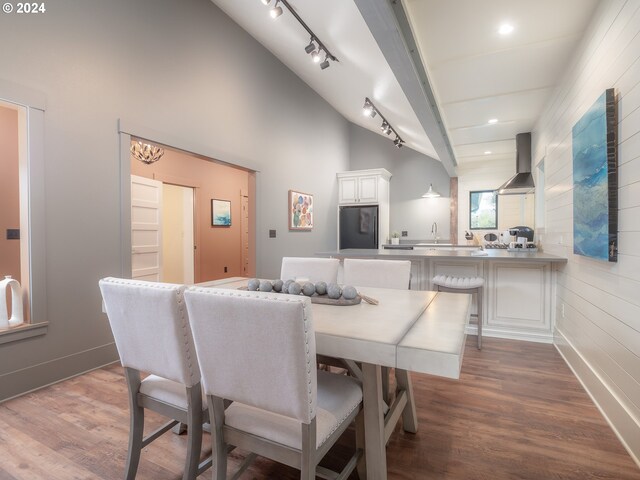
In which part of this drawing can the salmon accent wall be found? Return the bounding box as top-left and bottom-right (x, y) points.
(0, 105), (20, 284)
(131, 144), (255, 283)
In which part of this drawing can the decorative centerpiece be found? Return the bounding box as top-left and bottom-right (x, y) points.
(244, 279), (363, 305)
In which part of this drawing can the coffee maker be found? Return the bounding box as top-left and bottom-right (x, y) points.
(508, 226), (534, 249)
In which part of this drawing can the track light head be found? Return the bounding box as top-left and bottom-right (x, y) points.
(311, 49), (322, 63)
(260, 0), (271, 5)
(320, 58), (330, 70)
(362, 100), (376, 118)
(380, 121), (388, 131)
(394, 137), (404, 148)
(270, 3), (283, 18)
(305, 39), (316, 54)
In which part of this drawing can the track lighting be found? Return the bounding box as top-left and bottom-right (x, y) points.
(261, 0), (338, 70)
(270, 2), (283, 19)
(362, 97), (404, 148)
(304, 38), (316, 54)
(362, 99), (376, 118)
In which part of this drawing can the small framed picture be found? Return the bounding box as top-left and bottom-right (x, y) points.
(288, 190), (313, 230)
(211, 199), (231, 226)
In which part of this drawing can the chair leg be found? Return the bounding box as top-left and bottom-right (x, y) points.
(355, 408), (367, 480)
(476, 287), (483, 350)
(124, 368), (144, 480)
(300, 418), (317, 480)
(381, 366), (390, 403)
(210, 396), (228, 480)
(183, 384), (203, 480)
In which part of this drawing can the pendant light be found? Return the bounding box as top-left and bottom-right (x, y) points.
(421, 184), (441, 198)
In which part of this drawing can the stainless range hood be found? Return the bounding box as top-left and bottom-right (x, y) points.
(497, 132), (535, 195)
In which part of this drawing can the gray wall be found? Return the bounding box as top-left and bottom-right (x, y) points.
(0, 0), (349, 399)
(349, 123), (451, 241)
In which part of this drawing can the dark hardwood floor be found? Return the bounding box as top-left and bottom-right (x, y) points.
(0, 337), (638, 479)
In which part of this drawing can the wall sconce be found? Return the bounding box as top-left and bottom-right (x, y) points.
(130, 141), (165, 165)
(421, 183), (441, 198)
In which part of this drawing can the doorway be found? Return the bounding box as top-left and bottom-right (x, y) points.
(162, 184), (194, 284)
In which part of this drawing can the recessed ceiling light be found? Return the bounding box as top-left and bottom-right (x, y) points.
(484, 151), (492, 155)
(488, 118), (498, 124)
(498, 23), (514, 35)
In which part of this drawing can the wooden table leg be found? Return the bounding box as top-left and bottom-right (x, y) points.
(361, 362), (387, 480)
(395, 369), (418, 433)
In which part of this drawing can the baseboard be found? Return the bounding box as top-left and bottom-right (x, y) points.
(0, 342), (119, 402)
(554, 328), (640, 468)
(465, 325), (554, 344)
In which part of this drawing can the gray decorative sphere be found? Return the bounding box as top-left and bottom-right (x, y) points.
(302, 282), (315, 296)
(314, 281), (327, 296)
(282, 279), (294, 293)
(327, 283), (342, 300)
(272, 279), (284, 292)
(259, 280), (273, 292)
(247, 278), (260, 291)
(342, 285), (358, 300)
(288, 282), (302, 295)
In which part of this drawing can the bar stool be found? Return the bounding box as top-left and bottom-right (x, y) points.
(432, 275), (484, 349)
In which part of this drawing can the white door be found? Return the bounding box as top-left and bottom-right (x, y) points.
(241, 194), (249, 276)
(162, 183), (194, 284)
(131, 175), (163, 281)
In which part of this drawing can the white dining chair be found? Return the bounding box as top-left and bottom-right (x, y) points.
(184, 287), (364, 480)
(280, 257), (339, 283)
(343, 258), (412, 290)
(99, 277), (210, 480)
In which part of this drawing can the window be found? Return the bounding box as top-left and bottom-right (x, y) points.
(469, 190), (498, 230)
(0, 84), (48, 344)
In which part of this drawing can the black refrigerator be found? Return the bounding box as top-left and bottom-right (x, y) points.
(339, 205), (379, 249)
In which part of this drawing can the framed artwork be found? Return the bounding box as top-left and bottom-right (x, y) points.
(572, 88), (618, 262)
(288, 190), (313, 230)
(211, 199), (231, 226)
(469, 190), (498, 230)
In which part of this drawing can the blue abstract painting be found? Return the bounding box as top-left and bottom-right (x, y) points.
(211, 199), (231, 226)
(572, 89), (617, 262)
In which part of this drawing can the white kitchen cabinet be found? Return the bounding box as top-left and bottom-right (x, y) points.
(337, 169), (391, 205)
(337, 169), (392, 247)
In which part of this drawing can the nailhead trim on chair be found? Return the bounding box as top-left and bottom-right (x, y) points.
(187, 287), (316, 419)
(102, 278), (200, 387)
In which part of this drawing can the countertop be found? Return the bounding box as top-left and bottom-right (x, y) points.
(316, 248), (567, 263)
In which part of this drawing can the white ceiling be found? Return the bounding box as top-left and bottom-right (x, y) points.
(212, 0), (600, 172)
(403, 0), (600, 166)
(211, 0), (439, 160)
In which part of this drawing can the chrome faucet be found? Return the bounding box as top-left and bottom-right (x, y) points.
(431, 222), (438, 243)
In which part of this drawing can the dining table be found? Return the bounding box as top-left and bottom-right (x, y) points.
(198, 277), (472, 480)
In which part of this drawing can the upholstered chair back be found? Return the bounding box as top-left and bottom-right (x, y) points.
(185, 288), (317, 424)
(343, 258), (412, 290)
(99, 277), (200, 387)
(280, 257), (339, 284)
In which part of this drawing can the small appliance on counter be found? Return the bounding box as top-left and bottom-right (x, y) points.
(507, 226), (536, 252)
(483, 232), (508, 249)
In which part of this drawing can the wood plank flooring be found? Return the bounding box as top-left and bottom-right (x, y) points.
(0, 337), (638, 479)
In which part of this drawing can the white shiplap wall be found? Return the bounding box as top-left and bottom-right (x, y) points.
(532, 0), (640, 465)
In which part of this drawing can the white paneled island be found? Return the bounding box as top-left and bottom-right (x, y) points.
(317, 247), (567, 343)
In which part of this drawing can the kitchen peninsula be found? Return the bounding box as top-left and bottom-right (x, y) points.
(317, 247), (567, 343)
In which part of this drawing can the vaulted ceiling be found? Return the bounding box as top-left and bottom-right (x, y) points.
(212, 0), (600, 174)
